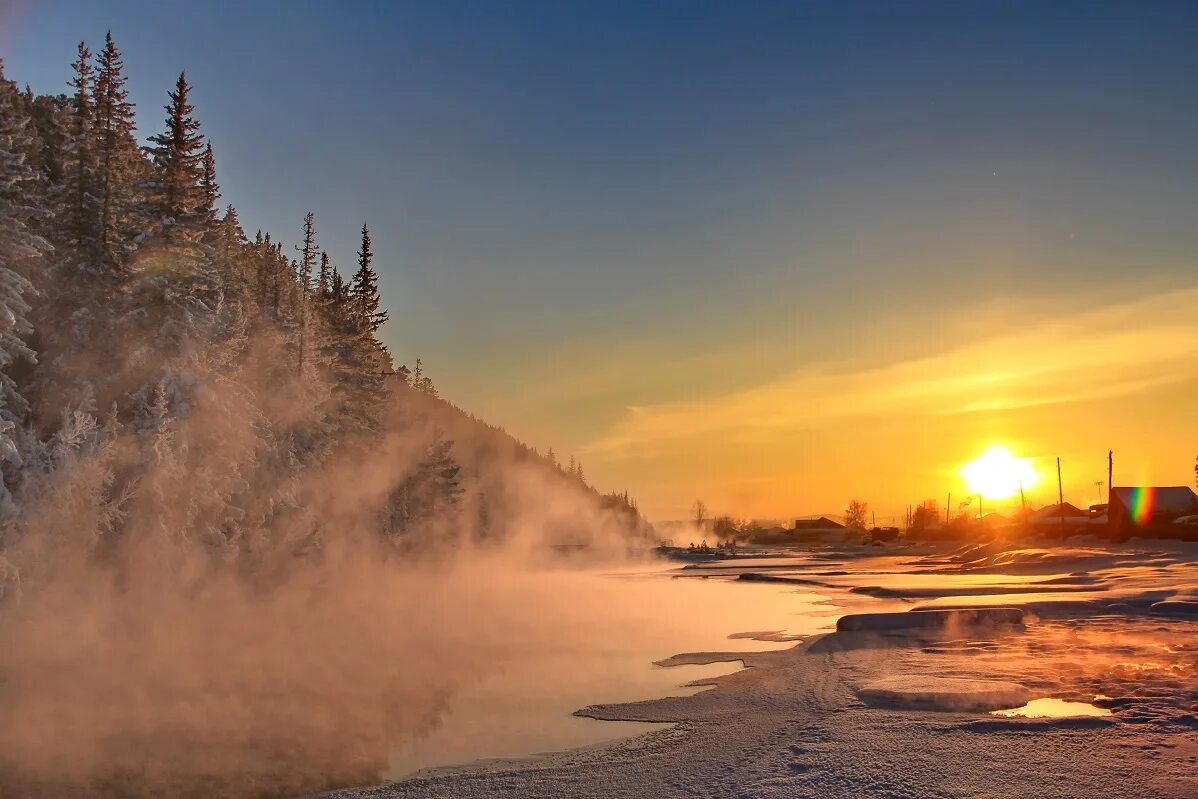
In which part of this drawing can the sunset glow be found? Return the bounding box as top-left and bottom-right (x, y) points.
(962, 446), (1038, 501)
(2, 5), (1197, 798)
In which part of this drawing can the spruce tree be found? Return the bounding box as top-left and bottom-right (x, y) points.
(294, 212), (317, 372)
(330, 265), (347, 305)
(146, 72), (206, 241)
(0, 62), (50, 279)
(385, 433), (463, 532)
(324, 227), (390, 435)
(92, 31), (141, 271)
(350, 222), (387, 332)
(296, 212), (316, 295)
(27, 95), (70, 227)
(199, 141), (219, 226)
(412, 358), (436, 396)
(218, 205), (244, 256)
(0, 64), (47, 502)
(63, 41), (99, 263)
(317, 251), (331, 298)
(214, 204), (247, 291)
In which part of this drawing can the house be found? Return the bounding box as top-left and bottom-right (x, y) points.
(748, 525), (799, 545)
(783, 516), (853, 544)
(869, 526), (901, 543)
(1028, 502), (1087, 523)
(750, 516), (850, 546)
(1108, 486), (1198, 540)
(793, 516), (845, 531)
(1026, 502), (1095, 536)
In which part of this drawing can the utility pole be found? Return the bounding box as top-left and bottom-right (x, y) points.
(1019, 480), (1027, 525)
(1108, 450), (1113, 504)
(1057, 457), (1065, 530)
(946, 492), (951, 524)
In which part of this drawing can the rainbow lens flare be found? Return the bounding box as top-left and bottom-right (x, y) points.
(1129, 486), (1154, 526)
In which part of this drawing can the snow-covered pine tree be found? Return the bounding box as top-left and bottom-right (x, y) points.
(383, 431), (463, 536)
(199, 140), (218, 227)
(414, 358), (436, 397)
(417, 433), (463, 513)
(321, 250), (389, 436)
(92, 31), (142, 272)
(0, 62), (48, 510)
(26, 94), (71, 228)
(296, 213), (317, 294)
(207, 203), (250, 303)
(61, 41), (100, 266)
(252, 231), (273, 316)
(329, 264), (347, 304)
(213, 205), (245, 265)
(350, 223), (388, 332)
(294, 212), (317, 372)
(145, 72), (206, 242)
(317, 251), (331, 298)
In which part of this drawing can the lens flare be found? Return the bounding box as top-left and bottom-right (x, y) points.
(1129, 486), (1154, 525)
(962, 446), (1038, 501)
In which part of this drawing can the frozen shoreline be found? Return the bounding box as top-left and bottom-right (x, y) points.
(327, 540), (1198, 799)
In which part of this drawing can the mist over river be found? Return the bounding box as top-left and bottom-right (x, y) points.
(386, 563), (835, 777)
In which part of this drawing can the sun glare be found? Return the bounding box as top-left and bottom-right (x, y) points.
(962, 446), (1038, 500)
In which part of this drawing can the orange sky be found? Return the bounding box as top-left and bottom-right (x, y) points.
(12, 3), (1195, 524)
(568, 285), (1198, 523)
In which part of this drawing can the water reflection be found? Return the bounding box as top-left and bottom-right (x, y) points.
(387, 566), (833, 777)
(991, 698), (1113, 718)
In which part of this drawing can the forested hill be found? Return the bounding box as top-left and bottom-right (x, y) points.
(0, 34), (649, 591)
(393, 374), (650, 551)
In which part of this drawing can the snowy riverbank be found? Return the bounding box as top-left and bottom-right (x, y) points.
(328, 540), (1198, 799)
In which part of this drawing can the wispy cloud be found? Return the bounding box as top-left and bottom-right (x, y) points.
(585, 287), (1198, 458)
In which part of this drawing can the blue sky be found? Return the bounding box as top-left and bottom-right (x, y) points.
(5, 1), (1198, 517)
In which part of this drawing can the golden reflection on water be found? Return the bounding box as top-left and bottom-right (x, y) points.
(385, 567), (834, 778)
(991, 698), (1112, 718)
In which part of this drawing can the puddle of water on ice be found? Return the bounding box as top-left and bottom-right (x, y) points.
(991, 698), (1113, 718)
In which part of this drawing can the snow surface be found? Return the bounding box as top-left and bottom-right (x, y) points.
(326, 540), (1198, 799)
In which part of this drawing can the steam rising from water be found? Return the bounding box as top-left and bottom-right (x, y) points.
(0, 359), (652, 797)
(0, 545), (665, 797)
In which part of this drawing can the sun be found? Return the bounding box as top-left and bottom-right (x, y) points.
(963, 445), (1038, 501)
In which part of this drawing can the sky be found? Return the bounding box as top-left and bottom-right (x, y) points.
(4, 1), (1198, 522)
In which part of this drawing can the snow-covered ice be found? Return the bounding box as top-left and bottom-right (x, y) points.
(327, 539), (1198, 799)
(857, 675), (1031, 711)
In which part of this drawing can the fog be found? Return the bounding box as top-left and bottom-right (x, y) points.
(0, 316), (658, 798)
(0, 506), (643, 796)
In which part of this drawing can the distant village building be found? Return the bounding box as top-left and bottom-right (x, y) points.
(1028, 502), (1087, 524)
(1108, 486), (1198, 539)
(793, 517), (845, 531)
(1026, 501), (1098, 536)
(749, 517), (847, 545)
